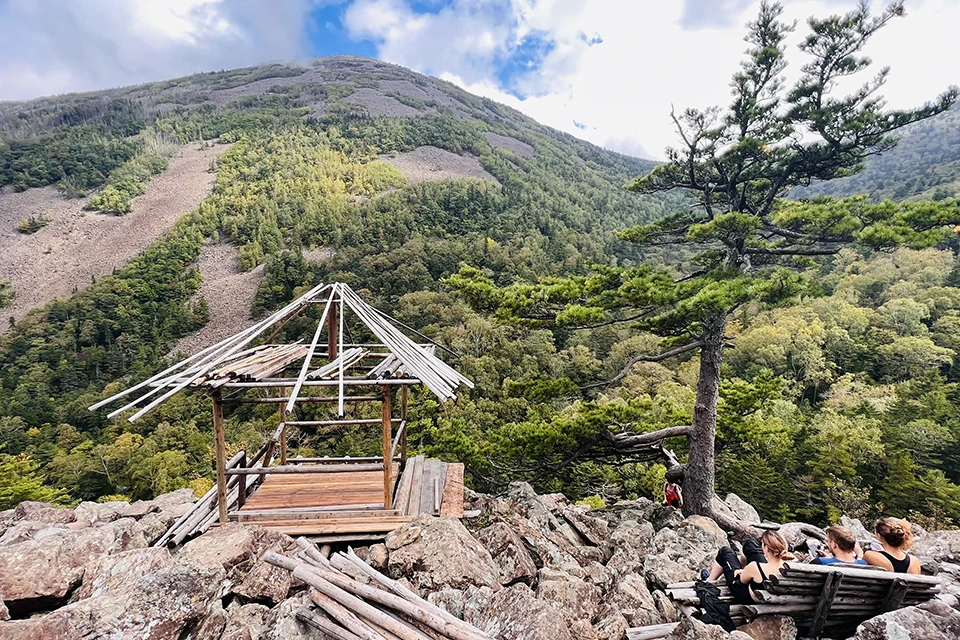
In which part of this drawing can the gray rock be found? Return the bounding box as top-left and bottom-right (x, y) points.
(535, 570), (601, 624)
(367, 543), (389, 569)
(0, 562), (224, 639)
(476, 521), (538, 585)
(592, 602), (628, 640)
(193, 600), (229, 640)
(475, 583), (572, 640)
(503, 515), (581, 573)
(73, 501), (129, 525)
(643, 515), (729, 589)
(601, 572), (663, 627)
(222, 602), (270, 640)
(776, 522), (826, 548)
(263, 591), (325, 639)
(852, 599), (960, 639)
(736, 615), (797, 640)
(606, 519), (655, 578)
(428, 587), (467, 618)
(0, 518), (141, 613)
(387, 515), (501, 591)
(562, 508), (610, 548)
(0, 598), (8, 621)
(724, 494), (761, 524)
(76, 546), (173, 599)
(841, 515), (873, 542)
(11, 501), (76, 525)
(665, 616), (748, 639)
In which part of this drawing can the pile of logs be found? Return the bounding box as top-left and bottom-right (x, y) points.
(203, 343), (309, 386)
(264, 540), (493, 640)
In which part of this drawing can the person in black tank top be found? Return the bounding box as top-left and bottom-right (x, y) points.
(863, 517), (921, 574)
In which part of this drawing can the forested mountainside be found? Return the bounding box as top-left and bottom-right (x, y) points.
(2, 57), (960, 530)
(795, 104), (960, 201)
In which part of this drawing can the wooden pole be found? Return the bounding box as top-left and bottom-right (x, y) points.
(810, 570), (843, 637)
(328, 298), (338, 360)
(212, 391), (228, 524)
(237, 451), (247, 508)
(400, 385), (408, 467)
(382, 385), (392, 510)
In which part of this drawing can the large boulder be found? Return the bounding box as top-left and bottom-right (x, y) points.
(597, 498), (682, 533)
(776, 522), (826, 548)
(665, 617), (755, 640)
(600, 572), (663, 627)
(76, 546), (173, 599)
(262, 592), (325, 639)
(476, 522), (538, 585)
(505, 515), (582, 572)
(736, 615), (797, 640)
(11, 502), (76, 526)
(561, 508), (610, 548)
(221, 602), (271, 640)
(592, 603), (628, 640)
(475, 583), (573, 640)
(851, 599), (960, 639)
(0, 562), (225, 639)
(177, 523), (296, 604)
(387, 516), (500, 591)
(0, 518), (141, 616)
(724, 494), (761, 524)
(73, 501), (130, 526)
(644, 516), (729, 588)
(606, 519), (655, 578)
(535, 569), (602, 625)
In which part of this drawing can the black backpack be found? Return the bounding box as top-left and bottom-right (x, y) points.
(695, 580), (737, 632)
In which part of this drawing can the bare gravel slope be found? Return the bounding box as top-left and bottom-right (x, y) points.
(381, 146), (499, 185)
(0, 143), (227, 325)
(171, 242), (265, 356)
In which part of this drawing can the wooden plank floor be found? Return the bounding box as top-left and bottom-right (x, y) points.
(233, 459), (464, 539)
(240, 467), (398, 512)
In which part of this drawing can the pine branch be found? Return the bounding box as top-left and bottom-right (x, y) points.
(582, 341), (703, 390)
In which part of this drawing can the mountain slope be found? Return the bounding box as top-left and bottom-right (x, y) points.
(0, 57), (677, 503)
(794, 104), (960, 201)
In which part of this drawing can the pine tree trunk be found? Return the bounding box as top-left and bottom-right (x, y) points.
(682, 312), (726, 518)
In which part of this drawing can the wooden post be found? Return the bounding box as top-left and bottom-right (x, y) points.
(882, 578), (909, 612)
(278, 394), (286, 464)
(400, 385), (408, 468)
(212, 391), (228, 524)
(810, 570), (843, 637)
(381, 385), (392, 509)
(327, 300), (338, 360)
(237, 451), (247, 508)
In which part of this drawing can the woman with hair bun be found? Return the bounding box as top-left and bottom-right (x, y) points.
(707, 530), (796, 604)
(862, 517), (921, 574)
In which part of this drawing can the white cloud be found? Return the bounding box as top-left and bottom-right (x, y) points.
(345, 0), (960, 159)
(0, 0), (316, 101)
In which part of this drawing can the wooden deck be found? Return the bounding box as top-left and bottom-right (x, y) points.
(240, 467), (399, 512)
(229, 456), (464, 542)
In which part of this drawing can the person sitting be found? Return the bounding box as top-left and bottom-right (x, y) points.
(706, 530), (796, 604)
(663, 481), (683, 508)
(863, 517), (921, 574)
(812, 525), (868, 565)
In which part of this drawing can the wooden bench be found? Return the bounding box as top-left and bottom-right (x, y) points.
(629, 562), (942, 639)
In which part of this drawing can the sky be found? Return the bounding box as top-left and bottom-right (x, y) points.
(0, 0), (957, 159)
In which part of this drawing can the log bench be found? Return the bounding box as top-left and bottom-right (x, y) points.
(628, 562), (942, 639)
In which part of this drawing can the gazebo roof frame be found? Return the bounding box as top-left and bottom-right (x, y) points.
(89, 282), (474, 422)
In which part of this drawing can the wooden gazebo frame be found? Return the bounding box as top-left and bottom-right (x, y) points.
(90, 282), (473, 529)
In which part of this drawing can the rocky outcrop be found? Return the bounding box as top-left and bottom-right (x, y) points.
(736, 615), (798, 640)
(850, 600), (960, 639)
(475, 584), (573, 640)
(0, 484), (954, 640)
(386, 515), (501, 591)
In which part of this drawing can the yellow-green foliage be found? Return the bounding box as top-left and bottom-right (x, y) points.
(209, 129), (405, 269)
(576, 495), (607, 510)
